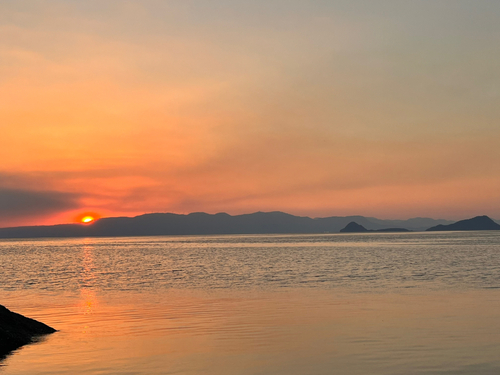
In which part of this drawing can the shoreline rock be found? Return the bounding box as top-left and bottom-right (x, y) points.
(0, 304), (56, 358)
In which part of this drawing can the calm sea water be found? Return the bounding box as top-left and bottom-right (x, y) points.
(1, 232), (500, 374)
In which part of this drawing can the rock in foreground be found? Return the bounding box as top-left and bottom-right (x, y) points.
(0, 304), (56, 358)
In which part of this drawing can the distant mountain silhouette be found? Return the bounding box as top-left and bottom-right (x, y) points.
(426, 216), (500, 231)
(0, 211), (450, 239)
(340, 222), (410, 233)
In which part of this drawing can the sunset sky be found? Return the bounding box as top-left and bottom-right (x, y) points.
(1, 0), (500, 227)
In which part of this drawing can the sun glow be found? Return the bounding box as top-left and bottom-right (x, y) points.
(75, 212), (101, 224)
(81, 216), (95, 223)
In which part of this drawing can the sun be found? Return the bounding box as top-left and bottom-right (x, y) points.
(81, 216), (95, 224)
(75, 212), (101, 224)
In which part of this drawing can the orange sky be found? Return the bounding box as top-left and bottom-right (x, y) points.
(1, 1), (500, 227)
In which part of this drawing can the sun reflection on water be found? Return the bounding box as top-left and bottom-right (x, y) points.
(81, 288), (96, 315)
(80, 240), (98, 332)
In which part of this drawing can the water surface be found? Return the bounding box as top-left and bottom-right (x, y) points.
(1, 232), (500, 374)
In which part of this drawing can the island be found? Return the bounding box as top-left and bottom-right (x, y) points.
(0, 304), (56, 359)
(426, 215), (500, 231)
(340, 222), (411, 233)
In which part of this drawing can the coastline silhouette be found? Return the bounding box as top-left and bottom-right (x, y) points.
(0, 212), (497, 239)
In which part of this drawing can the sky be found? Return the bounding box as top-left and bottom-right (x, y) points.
(1, 0), (500, 227)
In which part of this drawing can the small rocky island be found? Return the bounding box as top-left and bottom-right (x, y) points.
(340, 222), (411, 233)
(0, 304), (56, 358)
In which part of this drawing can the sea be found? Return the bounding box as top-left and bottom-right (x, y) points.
(1, 231), (500, 375)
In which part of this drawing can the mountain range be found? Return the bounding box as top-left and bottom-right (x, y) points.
(0, 212), (498, 239)
(0, 212), (454, 239)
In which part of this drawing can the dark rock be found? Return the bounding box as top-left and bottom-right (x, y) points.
(0, 304), (56, 358)
(427, 215), (500, 231)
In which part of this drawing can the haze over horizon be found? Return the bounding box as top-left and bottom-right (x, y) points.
(2, 1), (500, 227)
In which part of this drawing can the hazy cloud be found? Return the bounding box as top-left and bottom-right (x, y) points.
(1, 1), (500, 223)
(0, 188), (80, 222)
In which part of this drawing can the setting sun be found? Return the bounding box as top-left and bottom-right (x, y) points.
(74, 212), (101, 224)
(81, 216), (95, 224)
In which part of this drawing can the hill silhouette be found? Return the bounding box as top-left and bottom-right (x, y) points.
(0, 212), (449, 239)
(426, 216), (500, 231)
(0, 212), (451, 239)
(340, 222), (369, 233)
